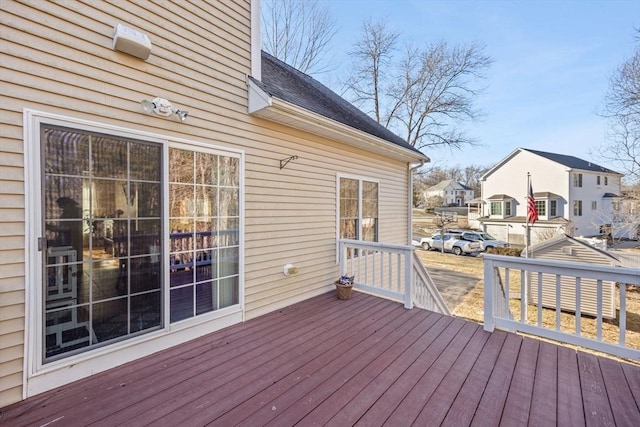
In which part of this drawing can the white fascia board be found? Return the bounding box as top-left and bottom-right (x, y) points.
(247, 79), (428, 163)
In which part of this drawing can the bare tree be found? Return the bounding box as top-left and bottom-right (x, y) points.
(346, 21), (491, 151)
(597, 29), (640, 184)
(262, 0), (337, 75)
(389, 42), (491, 149)
(345, 20), (399, 122)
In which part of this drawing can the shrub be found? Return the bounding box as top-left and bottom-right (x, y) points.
(486, 246), (522, 257)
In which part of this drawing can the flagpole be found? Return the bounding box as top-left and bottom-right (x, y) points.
(526, 172), (530, 259)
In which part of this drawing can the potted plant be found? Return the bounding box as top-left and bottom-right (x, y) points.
(335, 275), (354, 300)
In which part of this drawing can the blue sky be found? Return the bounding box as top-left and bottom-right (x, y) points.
(316, 0), (639, 172)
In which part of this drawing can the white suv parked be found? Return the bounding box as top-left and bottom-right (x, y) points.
(459, 231), (509, 251)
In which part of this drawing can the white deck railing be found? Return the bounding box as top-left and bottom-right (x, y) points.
(338, 239), (450, 314)
(483, 254), (640, 360)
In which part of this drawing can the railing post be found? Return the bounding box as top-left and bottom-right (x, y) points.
(404, 248), (413, 309)
(339, 240), (346, 277)
(483, 257), (495, 332)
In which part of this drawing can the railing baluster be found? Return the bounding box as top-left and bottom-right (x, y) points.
(537, 272), (543, 327)
(520, 270), (526, 323)
(555, 274), (561, 331)
(576, 277), (581, 336)
(620, 283), (627, 346)
(596, 279), (603, 342)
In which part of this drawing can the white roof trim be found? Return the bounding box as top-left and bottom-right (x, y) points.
(247, 78), (428, 163)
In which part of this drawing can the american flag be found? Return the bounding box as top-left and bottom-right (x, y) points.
(527, 182), (538, 225)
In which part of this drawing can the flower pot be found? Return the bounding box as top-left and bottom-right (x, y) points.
(335, 282), (353, 300)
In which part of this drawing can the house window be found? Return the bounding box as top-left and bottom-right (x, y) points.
(504, 201), (511, 216)
(604, 176), (608, 185)
(339, 177), (378, 242)
(573, 173), (582, 187)
(573, 200), (582, 216)
(40, 123), (241, 363)
(549, 200), (557, 217)
(168, 149), (240, 323)
(591, 201), (597, 210)
(490, 201), (502, 215)
(535, 200), (546, 216)
(597, 176), (601, 185)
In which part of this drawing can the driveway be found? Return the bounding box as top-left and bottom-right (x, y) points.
(426, 267), (480, 311)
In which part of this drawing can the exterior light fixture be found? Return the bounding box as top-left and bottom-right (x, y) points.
(141, 97), (188, 122)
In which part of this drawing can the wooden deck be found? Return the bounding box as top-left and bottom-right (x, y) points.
(2, 291), (640, 426)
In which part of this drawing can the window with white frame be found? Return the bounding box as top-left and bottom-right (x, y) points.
(591, 201), (597, 210)
(597, 176), (601, 185)
(339, 177), (378, 242)
(504, 201), (511, 216)
(535, 200), (546, 216)
(573, 173), (583, 187)
(549, 200), (557, 217)
(604, 176), (608, 185)
(573, 200), (583, 216)
(37, 121), (241, 363)
(490, 201), (502, 216)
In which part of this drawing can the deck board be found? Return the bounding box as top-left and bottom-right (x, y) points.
(2, 291), (639, 427)
(557, 344), (586, 426)
(440, 330), (508, 427)
(599, 356), (640, 426)
(578, 351), (616, 427)
(471, 332), (523, 426)
(528, 341), (558, 427)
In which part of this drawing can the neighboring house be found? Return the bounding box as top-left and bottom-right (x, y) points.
(479, 148), (623, 246)
(521, 234), (621, 318)
(423, 180), (474, 207)
(0, 1), (427, 406)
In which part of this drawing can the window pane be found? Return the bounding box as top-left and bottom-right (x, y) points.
(219, 157), (239, 187)
(170, 286), (194, 322)
(196, 281), (217, 315)
(169, 149), (194, 183)
(196, 152), (217, 185)
(130, 143), (161, 181)
(92, 137), (128, 179)
(170, 184), (195, 217)
(196, 186), (217, 217)
(130, 292), (161, 333)
(132, 182), (161, 217)
(43, 126), (90, 175)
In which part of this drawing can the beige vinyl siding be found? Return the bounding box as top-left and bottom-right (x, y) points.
(527, 241), (616, 319)
(1, 0), (412, 404)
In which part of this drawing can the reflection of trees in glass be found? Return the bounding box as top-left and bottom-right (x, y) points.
(43, 126), (90, 175)
(196, 152), (217, 185)
(92, 137), (128, 179)
(362, 181), (378, 241)
(169, 148), (194, 183)
(340, 178), (358, 239)
(339, 178), (378, 241)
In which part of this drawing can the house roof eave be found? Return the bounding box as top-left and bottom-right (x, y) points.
(247, 78), (429, 163)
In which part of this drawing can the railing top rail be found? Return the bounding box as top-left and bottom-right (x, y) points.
(339, 239), (413, 253)
(483, 254), (640, 284)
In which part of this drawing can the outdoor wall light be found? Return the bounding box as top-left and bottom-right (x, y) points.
(141, 97), (189, 122)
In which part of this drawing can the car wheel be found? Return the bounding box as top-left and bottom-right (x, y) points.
(484, 245), (493, 251)
(452, 246), (462, 256)
(422, 242), (431, 250)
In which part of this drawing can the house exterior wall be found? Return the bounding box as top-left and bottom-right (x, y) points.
(424, 182), (474, 206)
(482, 150), (569, 219)
(0, 1), (411, 406)
(481, 149), (622, 244)
(527, 240), (616, 318)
